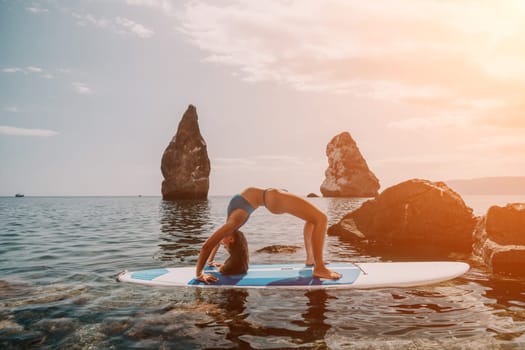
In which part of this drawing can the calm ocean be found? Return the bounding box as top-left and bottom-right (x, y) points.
(1, 195), (524, 349)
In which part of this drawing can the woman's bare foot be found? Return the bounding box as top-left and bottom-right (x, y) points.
(313, 267), (342, 280)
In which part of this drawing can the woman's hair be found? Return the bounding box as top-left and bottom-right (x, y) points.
(220, 230), (249, 275)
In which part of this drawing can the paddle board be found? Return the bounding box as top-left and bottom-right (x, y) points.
(117, 261), (469, 289)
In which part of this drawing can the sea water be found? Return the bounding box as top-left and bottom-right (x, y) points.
(1, 195), (525, 349)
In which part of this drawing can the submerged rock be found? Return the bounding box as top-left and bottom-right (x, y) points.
(0, 280), (33, 300)
(161, 105), (211, 200)
(256, 245), (302, 254)
(328, 179), (477, 255)
(0, 319), (24, 333)
(33, 317), (79, 335)
(473, 203), (525, 276)
(320, 132), (379, 197)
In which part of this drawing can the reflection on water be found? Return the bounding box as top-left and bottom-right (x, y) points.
(157, 200), (213, 262)
(159, 200), (212, 235)
(324, 197), (368, 224)
(299, 290), (332, 345)
(192, 289), (333, 348)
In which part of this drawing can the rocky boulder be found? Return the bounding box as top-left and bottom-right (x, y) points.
(473, 203), (525, 276)
(320, 132), (380, 197)
(328, 179), (478, 254)
(161, 105), (210, 200)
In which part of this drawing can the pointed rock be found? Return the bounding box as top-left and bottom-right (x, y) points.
(320, 132), (380, 197)
(161, 105), (210, 200)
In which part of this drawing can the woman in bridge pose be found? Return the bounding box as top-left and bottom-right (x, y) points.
(195, 187), (341, 283)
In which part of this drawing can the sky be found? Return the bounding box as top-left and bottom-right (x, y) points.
(1, 0), (524, 196)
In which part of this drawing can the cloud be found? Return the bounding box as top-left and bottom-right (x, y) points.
(1, 66), (55, 80)
(126, 0), (175, 15)
(374, 152), (475, 166)
(176, 0), (525, 129)
(26, 66), (43, 73)
(72, 82), (92, 95)
(372, 133), (525, 181)
(5, 106), (20, 113)
(0, 125), (59, 137)
(26, 4), (49, 14)
(2, 66), (45, 75)
(461, 135), (525, 154)
(214, 154), (308, 170)
(254, 155), (306, 166)
(477, 99), (525, 129)
(72, 12), (154, 39)
(387, 114), (473, 130)
(115, 17), (155, 38)
(2, 67), (24, 73)
(214, 157), (256, 169)
(72, 13), (110, 29)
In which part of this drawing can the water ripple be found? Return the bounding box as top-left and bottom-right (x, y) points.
(1, 196), (524, 349)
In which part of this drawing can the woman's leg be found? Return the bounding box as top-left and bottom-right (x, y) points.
(267, 190), (341, 279)
(308, 212), (341, 279)
(304, 222), (314, 265)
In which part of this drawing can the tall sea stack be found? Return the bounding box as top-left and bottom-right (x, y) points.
(161, 105), (210, 200)
(320, 131), (380, 197)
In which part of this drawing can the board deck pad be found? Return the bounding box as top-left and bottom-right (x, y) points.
(188, 263), (361, 287)
(118, 261), (470, 290)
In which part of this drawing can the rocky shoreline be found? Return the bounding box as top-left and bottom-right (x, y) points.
(327, 178), (525, 277)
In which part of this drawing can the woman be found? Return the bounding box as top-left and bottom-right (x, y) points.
(196, 187), (341, 283)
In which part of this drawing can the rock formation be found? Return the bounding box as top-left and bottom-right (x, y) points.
(328, 179), (477, 254)
(161, 105), (210, 200)
(320, 132), (380, 197)
(473, 203), (525, 276)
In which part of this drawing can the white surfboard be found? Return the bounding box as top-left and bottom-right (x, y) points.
(117, 261), (469, 289)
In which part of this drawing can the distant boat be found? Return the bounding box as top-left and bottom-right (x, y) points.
(15, 193), (24, 197)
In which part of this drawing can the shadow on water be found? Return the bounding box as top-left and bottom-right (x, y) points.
(156, 200), (213, 263)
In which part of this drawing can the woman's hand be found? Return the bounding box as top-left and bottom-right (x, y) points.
(196, 273), (218, 284)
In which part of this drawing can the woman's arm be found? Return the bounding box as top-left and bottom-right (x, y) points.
(195, 211), (246, 283)
(207, 242), (221, 266)
(195, 223), (234, 282)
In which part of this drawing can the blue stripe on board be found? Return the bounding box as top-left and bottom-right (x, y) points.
(247, 263), (310, 269)
(191, 264), (360, 287)
(131, 268), (169, 281)
(246, 263), (354, 270)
